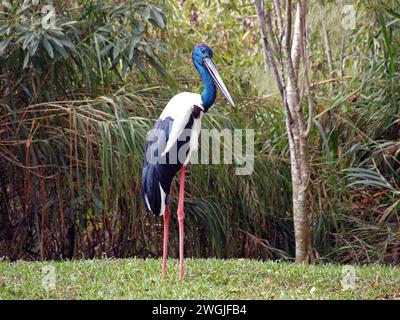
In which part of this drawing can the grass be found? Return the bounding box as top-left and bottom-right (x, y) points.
(0, 258), (399, 300)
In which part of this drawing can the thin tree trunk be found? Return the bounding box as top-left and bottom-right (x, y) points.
(255, 0), (314, 263)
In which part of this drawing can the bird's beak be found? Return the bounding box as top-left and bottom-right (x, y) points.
(203, 57), (235, 107)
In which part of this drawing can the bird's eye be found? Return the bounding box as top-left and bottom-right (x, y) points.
(201, 48), (205, 53)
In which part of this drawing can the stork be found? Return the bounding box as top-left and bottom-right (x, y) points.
(141, 44), (235, 281)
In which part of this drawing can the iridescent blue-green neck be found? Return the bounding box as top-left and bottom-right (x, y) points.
(195, 62), (216, 112)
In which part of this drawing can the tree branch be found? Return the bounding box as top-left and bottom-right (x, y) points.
(254, 0), (284, 96)
(271, 0), (283, 36)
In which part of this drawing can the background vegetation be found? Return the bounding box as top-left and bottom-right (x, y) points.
(0, 0), (399, 265)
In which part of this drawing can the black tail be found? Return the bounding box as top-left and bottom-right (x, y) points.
(141, 164), (163, 215)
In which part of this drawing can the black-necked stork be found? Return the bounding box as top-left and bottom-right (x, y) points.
(141, 44), (235, 281)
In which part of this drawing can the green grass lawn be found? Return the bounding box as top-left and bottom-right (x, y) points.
(0, 258), (399, 299)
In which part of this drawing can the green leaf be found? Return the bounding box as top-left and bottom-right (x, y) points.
(29, 38), (39, 56)
(58, 37), (76, 50)
(132, 20), (144, 35)
(100, 43), (113, 58)
(54, 45), (69, 59)
(347, 179), (396, 192)
(383, 4), (400, 20)
(42, 38), (54, 59)
(145, 45), (152, 57)
(377, 5), (395, 76)
(0, 40), (10, 55)
(22, 33), (34, 50)
(0, 26), (10, 37)
(151, 8), (165, 29)
(47, 36), (63, 48)
(128, 45), (136, 60)
(23, 51), (30, 69)
(140, 7), (151, 21)
(121, 59), (130, 78)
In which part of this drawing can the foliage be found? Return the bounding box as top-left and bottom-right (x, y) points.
(0, 0), (166, 99)
(0, 0), (292, 262)
(0, 0), (169, 259)
(308, 0), (400, 264)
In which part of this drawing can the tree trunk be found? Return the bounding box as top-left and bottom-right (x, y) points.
(255, 0), (314, 263)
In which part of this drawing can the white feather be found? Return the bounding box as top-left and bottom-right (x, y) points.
(159, 183), (166, 216)
(144, 192), (151, 211)
(160, 92), (203, 157)
(184, 114), (203, 165)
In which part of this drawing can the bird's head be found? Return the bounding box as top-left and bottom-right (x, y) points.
(192, 44), (235, 107)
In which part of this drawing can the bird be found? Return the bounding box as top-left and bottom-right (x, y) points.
(141, 43), (235, 281)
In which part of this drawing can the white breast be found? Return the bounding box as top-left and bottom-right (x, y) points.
(160, 92), (204, 160)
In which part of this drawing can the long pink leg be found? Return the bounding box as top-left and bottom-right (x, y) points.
(161, 204), (170, 278)
(178, 165), (186, 281)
